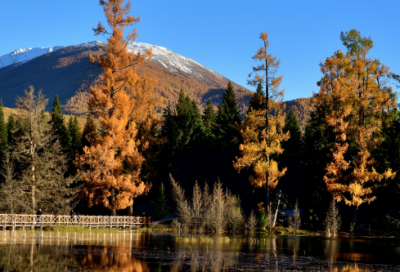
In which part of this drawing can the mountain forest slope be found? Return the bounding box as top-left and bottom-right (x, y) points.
(0, 42), (312, 126)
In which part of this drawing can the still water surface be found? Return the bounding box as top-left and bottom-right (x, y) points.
(0, 230), (400, 271)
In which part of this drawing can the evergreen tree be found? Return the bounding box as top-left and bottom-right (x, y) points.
(278, 109), (302, 204)
(248, 82), (266, 113)
(202, 99), (217, 141)
(175, 90), (204, 147)
(68, 116), (82, 158)
(13, 86), (78, 213)
(281, 109), (301, 159)
(0, 101), (8, 163)
(80, 113), (96, 152)
(155, 182), (169, 219)
(216, 81), (242, 148)
(51, 95), (71, 154)
(0, 153), (20, 213)
(6, 114), (16, 147)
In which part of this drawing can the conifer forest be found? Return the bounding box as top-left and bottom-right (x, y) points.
(1, 0), (400, 238)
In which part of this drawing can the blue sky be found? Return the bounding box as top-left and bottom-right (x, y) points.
(1, 0), (399, 101)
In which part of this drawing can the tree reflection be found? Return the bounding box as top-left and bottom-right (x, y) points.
(76, 245), (150, 272)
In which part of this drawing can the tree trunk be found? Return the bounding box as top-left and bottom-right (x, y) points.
(129, 199), (134, 216)
(265, 43), (270, 214)
(111, 188), (116, 216)
(32, 184), (36, 212)
(272, 190), (282, 227)
(351, 206), (358, 229)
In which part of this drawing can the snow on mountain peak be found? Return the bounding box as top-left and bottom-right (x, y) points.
(0, 41), (223, 81)
(0, 45), (65, 69)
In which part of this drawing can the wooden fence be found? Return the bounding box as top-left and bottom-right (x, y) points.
(0, 214), (150, 229)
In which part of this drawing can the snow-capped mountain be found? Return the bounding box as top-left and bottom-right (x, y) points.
(0, 41), (223, 83)
(127, 42), (223, 80)
(0, 45), (65, 69)
(0, 40), (252, 114)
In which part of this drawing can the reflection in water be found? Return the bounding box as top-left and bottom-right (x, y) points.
(76, 246), (150, 272)
(0, 231), (399, 271)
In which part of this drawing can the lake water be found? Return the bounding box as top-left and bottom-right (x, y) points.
(0, 230), (400, 271)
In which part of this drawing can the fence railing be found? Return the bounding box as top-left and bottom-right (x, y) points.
(0, 214), (150, 229)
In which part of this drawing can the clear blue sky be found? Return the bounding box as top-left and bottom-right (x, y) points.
(1, 0), (399, 101)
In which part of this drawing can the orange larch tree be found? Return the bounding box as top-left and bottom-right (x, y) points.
(234, 32), (289, 216)
(318, 30), (396, 225)
(75, 0), (158, 215)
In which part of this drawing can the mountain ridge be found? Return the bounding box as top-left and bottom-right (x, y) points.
(0, 42), (312, 127)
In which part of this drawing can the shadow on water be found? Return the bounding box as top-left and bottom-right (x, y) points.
(0, 230), (400, 271)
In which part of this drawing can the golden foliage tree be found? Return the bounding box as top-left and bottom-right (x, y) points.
(234, 32), (289, 214)
(317, 30), (396, 223)
(75, 0), (159, 215)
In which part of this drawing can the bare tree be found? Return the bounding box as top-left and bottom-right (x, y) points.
(225, 194), (244, 231)
(247, 210), (257, 232)
(170, 174), (192, 228)
(209, 180), (226, 232)
(324, 198), (342, 237)
(169, 175), (244, 232)
(0, 153), (21, 213)
(289, 200), (301, 234)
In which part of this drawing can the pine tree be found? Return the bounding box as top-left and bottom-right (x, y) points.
(203, 99), (217, 141)
(75, 0), (153, 215)
(6, 114), (18, 147)
(0, 101), (8, 163)
(155, 182), (169, 219)
(216, 81), (242, 146)
(51, 95), (71, 154)
(0, 153), (20, 213)
(278, 109), (302, 204)
(281, 109), (301, 159)
(68, 116), (82, 159)
(13, 86), (78, 213)
(248, 82), (266, 113)
(80, 113), (96, 151)
(166, 90), (204, 150)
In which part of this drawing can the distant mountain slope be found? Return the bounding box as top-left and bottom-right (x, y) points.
(0, 42), (313, 126)
(0, 42), (251, 113)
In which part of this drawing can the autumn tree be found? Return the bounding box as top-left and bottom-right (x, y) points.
(75, 0), (157, 215)
(318, 30), (397, 225)
(234, 32), (289, 214)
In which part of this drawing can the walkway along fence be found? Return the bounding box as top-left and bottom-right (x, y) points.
(0, 214), (151, 229)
